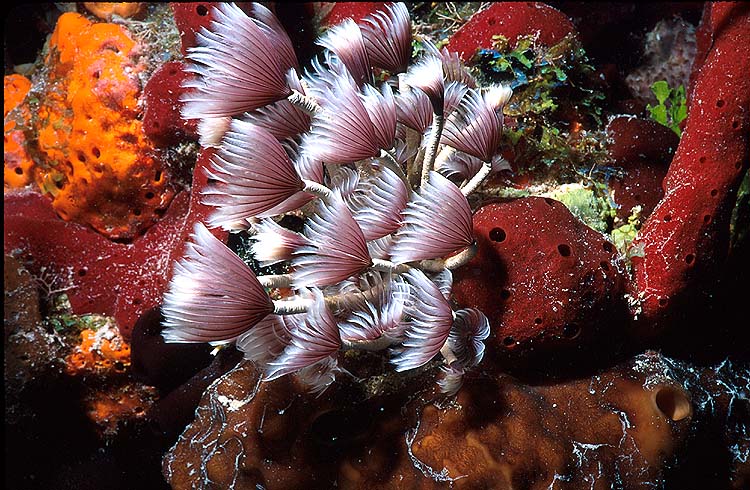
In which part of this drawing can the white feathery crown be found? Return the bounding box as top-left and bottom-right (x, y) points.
(164, 2), (499, 396)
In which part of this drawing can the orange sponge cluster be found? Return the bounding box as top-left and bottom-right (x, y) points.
(4, 74), (35, 189)
(65, 324), (132, 377)
(34, 12), (174, 240)
(65, 322), (158, 438)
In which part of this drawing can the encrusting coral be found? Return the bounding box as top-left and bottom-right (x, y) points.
(160, 2), (512, 396)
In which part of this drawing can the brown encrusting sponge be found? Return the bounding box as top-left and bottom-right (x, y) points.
(161, 352), (749, 490)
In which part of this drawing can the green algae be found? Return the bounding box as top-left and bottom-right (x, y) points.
(543, 182), (616, 233)
(473, 33), (609, 178)
(612, 206), (644, 257)
(646, 80), (687, 137)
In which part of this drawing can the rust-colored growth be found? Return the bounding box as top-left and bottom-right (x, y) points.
(82, 382), (158, 439)
(33, 13), (175, 240)
(83, 2), (146, 20)
(65, 324), (131, 377)
(4, 74), (35, 189)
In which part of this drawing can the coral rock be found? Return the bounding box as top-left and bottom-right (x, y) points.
(623, 17), (697, 109)
(448, 2), (576, 62)
(142, 61), (198, 146)
(452, 197), (625, 360)
(32, 12), (175, 240)
(606, 115), (679, 221)
(629, 3), (750, 335)
(4, 255), (65, 404)
(4, 74), (34, 190)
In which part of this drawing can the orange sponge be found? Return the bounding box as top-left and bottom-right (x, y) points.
(34, 13), (175, 240)
(4, 74), (35, 190)
(66, 324), (132, 376)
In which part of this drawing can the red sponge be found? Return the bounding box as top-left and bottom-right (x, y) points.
(629, 3), (750, 335)
(453, 197), (624, 357)
(448, 2), (576, 61)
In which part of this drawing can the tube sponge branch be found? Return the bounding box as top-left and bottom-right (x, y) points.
(162, 2), (512, 394)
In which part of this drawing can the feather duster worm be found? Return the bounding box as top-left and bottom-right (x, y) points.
(389, 171), (474, 264)
(162, 2), (497, 397)
(162, 223), (273, 343)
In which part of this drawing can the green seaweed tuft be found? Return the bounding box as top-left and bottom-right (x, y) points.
(473, 34), (609, 178)
(646, 80), (687, 137)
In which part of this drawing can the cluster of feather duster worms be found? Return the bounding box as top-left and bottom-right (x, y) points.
(162, 2), (512, 395)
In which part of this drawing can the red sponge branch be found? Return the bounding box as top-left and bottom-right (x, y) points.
(629, 2), (750, 335)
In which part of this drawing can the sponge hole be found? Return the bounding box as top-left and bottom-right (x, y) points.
(489, 227), (506, 242)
